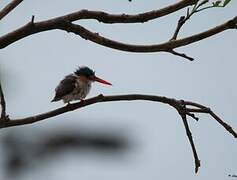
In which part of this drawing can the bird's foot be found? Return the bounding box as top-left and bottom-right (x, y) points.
(79, 99), (85, 105)
(66, 102), (71, 107)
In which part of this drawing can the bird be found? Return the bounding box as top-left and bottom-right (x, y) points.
(51, 66), (112, 104)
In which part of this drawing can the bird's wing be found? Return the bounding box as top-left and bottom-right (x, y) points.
(51, 75), (77, 102)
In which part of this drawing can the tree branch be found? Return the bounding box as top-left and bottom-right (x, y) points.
(170, 15), (186, 41)
(62, 16), (236, 53)
(169, 49), (194, 61)
(0, 0), (23, 20)
(0, 93), (236, 173)
(180, 111), (200, 173)
(38, 0), (197, 24)
(0, 94), (234, 135)
(0, 82), (6, 120)
(0, 15), (236, 60)
(170, 0), (209, 41)
(209, 110), (237, 137)
(0, 94), (174, 128)
(0, 0), (195, 23)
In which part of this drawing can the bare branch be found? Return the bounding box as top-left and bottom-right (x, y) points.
(169, 49), (194, 61)
(0, 0), (23, 20)
(45, 0), (197, 24)
(0, 94), (174, 128)
(170, 0), (220, 41)
(0, 93), (236, 173)
(209, 110), (237, 138)
(184, 101), (207, 109)
(0, 94), (235, 137)
(180, 111), (200, 173)
(0, 15), (236, 59)
(187, 112), (199, 121)
(31, 15), (35, 24)
(0, 82), (6, 120)
(186, 108), (237, 138)
(170, 16), (186, 41)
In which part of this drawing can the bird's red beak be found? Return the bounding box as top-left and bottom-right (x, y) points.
(93, 76), (112, 85)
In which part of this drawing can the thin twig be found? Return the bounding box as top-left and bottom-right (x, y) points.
(169, 49), (194, 61)
(209, 110), (237, 138)
(170, 16), (186, 41)
(0, 0), (23, 20)
(184, 101), (207, 109)
(0, 82), (6, 119)
(187, 112), (199, 121)
(31, 15), (35, 24)
(180, 112), (201, 173)
(185, 108), (209, 113)
(186, 107), (237, 138)
(170, 0), (210, 41)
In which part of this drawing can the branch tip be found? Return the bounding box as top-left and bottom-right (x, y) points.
(195, 159), (201, 173)
(31, 15), (35, 24)
(187, 112), (199, 121)
(180, 114), (201, 174)
(169, 50), (194, 61)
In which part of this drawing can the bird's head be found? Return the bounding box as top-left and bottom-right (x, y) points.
(74, 66), (112, 85)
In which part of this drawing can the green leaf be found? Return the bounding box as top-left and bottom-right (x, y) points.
(223, 0), (231, 6)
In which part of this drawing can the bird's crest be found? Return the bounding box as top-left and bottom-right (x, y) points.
(74, 66), (95, 77)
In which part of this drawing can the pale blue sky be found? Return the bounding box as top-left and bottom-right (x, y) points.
(0, 0), (237, 180)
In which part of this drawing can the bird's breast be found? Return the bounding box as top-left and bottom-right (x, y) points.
(73, 79), (91, 99)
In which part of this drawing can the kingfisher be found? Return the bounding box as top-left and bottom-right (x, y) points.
(51, 66), (112, 104)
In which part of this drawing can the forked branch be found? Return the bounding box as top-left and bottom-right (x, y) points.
(0, 0), (236, 60)
(0, 93), (236, 173)
(0, 15), (236, 60)
(170, 0), (210, 41)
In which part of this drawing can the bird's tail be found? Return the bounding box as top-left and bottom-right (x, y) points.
(51, 97), (59, 102)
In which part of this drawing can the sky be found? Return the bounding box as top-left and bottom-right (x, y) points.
(0, 0), (237, 180)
